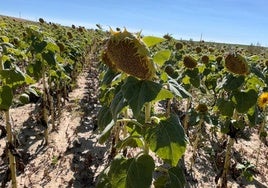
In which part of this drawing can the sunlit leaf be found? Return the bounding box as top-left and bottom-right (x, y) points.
(153, 88), (174, 102)
(142, 36), (166, 47)
(153, 50), (171, 66)
(0, 67), (26, 88)
(0, 35), (9, 43)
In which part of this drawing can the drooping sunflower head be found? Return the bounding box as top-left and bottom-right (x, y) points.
(195, 46), (202, 53)
(101, 50), (117, 71)
(224, 53), (249, 75)
(102, 28), (155, 80)
(264, 59), (268, 67)
(257, 92), (268, 109)
(216, 56), (223, 64)
(183, 55), (197, 69)
(196, 103), (208, 113)
(164, 64), (175, 76)
(175, 42), (183, 50)
(201, 55), (209, 64)
(208, 47), (215, 53)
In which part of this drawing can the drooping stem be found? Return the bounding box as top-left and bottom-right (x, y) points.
(220, 136), (235, 188)
(5, 110), (17, 188)
(190, 116), (204, 169)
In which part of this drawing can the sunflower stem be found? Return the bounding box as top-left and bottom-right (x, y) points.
(256, 107), (267, 167)
(145, 102), (151, 124)
(190, 115), (204, 169)
(5, 110), (17, 188)
(42, 69), (49, 145)
(220, 136), (235, 188)
(183, 97), (191, 132)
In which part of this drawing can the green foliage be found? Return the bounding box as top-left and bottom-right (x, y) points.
(97, 154), (155, 188)
(121, 77), (162, 118)
(142, 36), (166, 47)
(146, 115), (187, 166)
(153, 50), (172, 66)
(0, 85), (13, 110)
(232, 89), (258, 113)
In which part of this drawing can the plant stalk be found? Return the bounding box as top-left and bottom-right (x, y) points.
(56, 83), (61, 125)
(42, 70), (49, 144)
(5, 110), (17, 188)
(144, 102), (152, 154)
(256, 108), (267, 167)
(48, 82), (55, 131)
(145, 102), (151, 124)
(190, 116), (204, 169)
(183, 97), (191, 131)
(220, 136), (235, 188)
(166, 99), (171, 117)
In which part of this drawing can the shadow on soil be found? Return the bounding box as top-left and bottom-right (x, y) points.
(65, 64), (110, 188)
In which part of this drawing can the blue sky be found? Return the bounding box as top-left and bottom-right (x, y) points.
(1, 0), (268, 46)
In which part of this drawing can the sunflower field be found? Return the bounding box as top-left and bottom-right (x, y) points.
(0, 15), (268, 188)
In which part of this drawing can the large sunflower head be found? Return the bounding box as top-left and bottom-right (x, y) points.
(257, 92), (268, 109)
(224, 53), (249, 75)
(102, 28), (155, 80)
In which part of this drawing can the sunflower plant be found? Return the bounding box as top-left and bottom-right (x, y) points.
(213, 53), (265, 187)
(96, 29), (189, 187)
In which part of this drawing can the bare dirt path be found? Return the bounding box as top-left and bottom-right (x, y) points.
(0, 62), (109, 188)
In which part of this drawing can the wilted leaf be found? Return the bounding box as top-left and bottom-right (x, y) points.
(168, 79), (191, 98)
